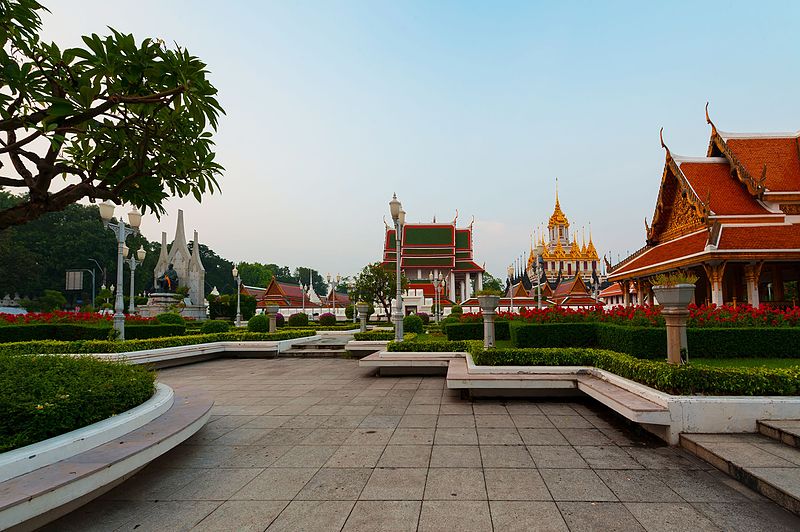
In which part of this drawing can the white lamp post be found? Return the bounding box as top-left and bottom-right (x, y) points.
(534, 243), (545, 310)
(232, 265), (242, 327)
(125, 245), (147, 314)
(429, 272), (443, 322)
(99, 202), (142, 340)
(389, 193), (404, 341)
(507, 264), (514, 313)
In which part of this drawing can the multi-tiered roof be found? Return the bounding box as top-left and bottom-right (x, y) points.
(382, 222), (484, 277)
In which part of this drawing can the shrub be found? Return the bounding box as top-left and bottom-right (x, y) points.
(472, 347), (800, 396)
(388, 339), (475, 352)
(156, 312), (185, 325)
(404, 314), (424, 334)
(0, 355), (155, 452)
(288, 313), (309, 327)
(444, 321), (510, 341)
(0, 323), (184, 342)
(450, 305), (463, 316)
(345, 304), (355, 320)
(200, 320), (230, 334)
(319, 313), (337, 326)
(248, 314), (269, 332)
(276, 313), (285, 327)
(417, 312), (430, 325)
(353, 330), (394, 341)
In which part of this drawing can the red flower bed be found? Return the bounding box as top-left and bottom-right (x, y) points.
(0, 311), (156, 325)
(456, 304), (799, 328)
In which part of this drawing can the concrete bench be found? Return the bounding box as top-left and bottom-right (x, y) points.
(0, 387), (213, 531)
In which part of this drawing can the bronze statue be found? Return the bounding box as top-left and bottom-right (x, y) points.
(156, 263), (179, 293)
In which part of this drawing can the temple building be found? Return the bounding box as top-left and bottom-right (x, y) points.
(528, 188), (601, 285)
(382, 216), (485, 311)
(608, 109), (800, 307)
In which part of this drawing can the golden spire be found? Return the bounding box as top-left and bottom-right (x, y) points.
(586, 222), (598, 259)
(581, 226), (587, 255)
(548, 180), (569, 229)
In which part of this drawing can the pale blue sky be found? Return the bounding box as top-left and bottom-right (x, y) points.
(40, 1), (800, 279)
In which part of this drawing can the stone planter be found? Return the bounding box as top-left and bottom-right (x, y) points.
(356, 302), (370, 333)
(477, 295), (501, 348)
(653, 284), (694, 365)
(266, 304), (279, 333)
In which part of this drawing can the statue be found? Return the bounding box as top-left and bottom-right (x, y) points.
(156, 263), (179, 293)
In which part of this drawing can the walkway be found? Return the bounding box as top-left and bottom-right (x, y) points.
(46, 358), (799, 531)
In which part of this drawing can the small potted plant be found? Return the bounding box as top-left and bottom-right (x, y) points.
(651, 272), (697, 307)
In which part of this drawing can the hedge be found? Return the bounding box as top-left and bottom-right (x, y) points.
(0, 323), (186, 343)
(353, 331), (418, 341)
(283, 324), (359, 331)
(472, 347), (800, 396)
(387, 340), (477, 352)
(444, 321), (510, 342)
(510, 322), (800, 359)
(0, 330), (317, 356)
(0, 355), (156, 452)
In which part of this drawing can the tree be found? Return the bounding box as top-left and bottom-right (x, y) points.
(237, 262), (273, 288)
(294, 267), (327, 296)
(353, 262), (408, 321)
(0, 1), (224, 229)
(481, 271), (504, 292)
(21, 288), (66, 311)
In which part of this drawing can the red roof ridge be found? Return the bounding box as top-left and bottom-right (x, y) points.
(718, 130), (800, 140)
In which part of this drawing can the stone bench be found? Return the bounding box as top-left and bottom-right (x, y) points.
(0, 387), (213, 531)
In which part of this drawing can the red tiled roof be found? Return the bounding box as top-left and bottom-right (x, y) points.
(678, 161), (770, 215)
(725, 136), (800, 192)
(598, 284), (622, 297)
(609, 231), (708, 278)
(717, 225), (800, 250)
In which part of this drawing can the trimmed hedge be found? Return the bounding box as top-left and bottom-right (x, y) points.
(0, 355), (156, 452)
(155, 312), (185, 325)
(444, 321), (511, 342)
(248, 314), (269, 332)
(0, 323), (186, 343)
(404, 314), (424, 334)
(510, 322), (800, 359)
(353, 331), (418, 341)
(472, 347), (800, 396)
(387, 339), (476, 352)
(200, 320), (230, 334)
(0, 330), (317, 356)
(287, 313), (309, 327)
(318, 313), (337, 326)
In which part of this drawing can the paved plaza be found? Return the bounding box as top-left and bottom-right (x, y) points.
(48, 358), (800, 531)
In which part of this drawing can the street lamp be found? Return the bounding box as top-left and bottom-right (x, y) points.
(125, 245), (147, 314)
(300, 280), (308, 316)
(349, 281), (357, 323)
(232, 265), (242, 327)
(534, 242), (545, 310)
(429, 272), (443, 322)
(99, 202), (142, 340)
(507, 264), (514, 313)
(389, 193), (404, 341)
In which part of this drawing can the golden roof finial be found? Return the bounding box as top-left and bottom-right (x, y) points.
(548, 179), (569, 229)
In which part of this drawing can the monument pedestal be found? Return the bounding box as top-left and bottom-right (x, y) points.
(139, 293), (208, 320)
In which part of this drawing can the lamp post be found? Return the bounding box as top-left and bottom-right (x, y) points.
(232, 265), (242, 327)
(389, 193), (405, 342)
(99, 202), (142, 340)
(507, 264), (514, 313)
(300, 280), (308, 316)
(125, 245), (147, 314)
(429, 272), (443, 322)
(350, 281), (357, 324)
(534, 243), (545, 310)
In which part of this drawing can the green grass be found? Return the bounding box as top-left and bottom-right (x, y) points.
(692, 358), (800, 369)
(414, 332), (447, 343)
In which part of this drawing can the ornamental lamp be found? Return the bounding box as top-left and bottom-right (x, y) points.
(428, 272), (433, 282)
(389, 193), (401, 221)
(232, 266), (238, 279)
(127, 207), (142, 229)
(98, 201), (115, 223)
(136, 246), (146, 262)
(122, 244), (130, 258)
(399, 209), (406, 226)
(507, 265), (513, 278)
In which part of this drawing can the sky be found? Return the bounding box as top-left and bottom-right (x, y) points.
(39, 1), (800, 280)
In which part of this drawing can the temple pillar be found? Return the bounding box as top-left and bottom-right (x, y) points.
(744, 262), (763, 307)
(622, 281), (631, 307)
(449, 272), (456, 302)
(465, 272), (472, 298)
(477, 272), (483, 291)
(460, 280), (466, 302)
(636, 280), (644, 306)
(703, 262), (727, 306)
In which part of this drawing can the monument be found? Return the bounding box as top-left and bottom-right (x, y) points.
(139, 210), (208, 320)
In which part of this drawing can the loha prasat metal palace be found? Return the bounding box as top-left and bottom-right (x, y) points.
(608, 109), (800, 307)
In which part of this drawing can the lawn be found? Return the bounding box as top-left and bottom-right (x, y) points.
(414, 332), (447, 343)
(691, 358), (800, 369)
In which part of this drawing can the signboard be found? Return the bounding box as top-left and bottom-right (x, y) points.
(65, 270), (83, 291)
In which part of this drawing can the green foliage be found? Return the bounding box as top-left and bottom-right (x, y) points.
(352, 262), (408, 321)
(20, 289), (66, 312)
(417, 312), (430, 325)
(403, 314), (424, 334)
(651, 271), (698, 286)
(345, 304), (355, 320)
(475, 289), (503, 297)
(318, 313), (337, 326)
(155, 312), (185, 325)
(0, 323), (184, 342)
(0, 330), (317, 356)
(0, 1), (224, 229)
(200, 319), (230, 334)
(207, 293), (257, 321)
(444, 321), (510, 341)
(510, 322), (800, 359)
(247, 314), (268, 332)
(472, 347), (800, 396)
(287, 313), (309, 327)
(0, 355), (155, 452)
(353, 330), (394, 341)
(450, 305), (463, 315)
(388, 339), (474, 352)
(480, 272), (505, 292)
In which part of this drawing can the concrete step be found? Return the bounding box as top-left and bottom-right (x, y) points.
(291, 343), (347, 350)
(281, 348), (348, 358)
(759, 420), (800, 448)
(680, 432), (800, 516)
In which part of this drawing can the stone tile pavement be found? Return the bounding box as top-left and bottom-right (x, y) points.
(47, 358), (800, 531)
